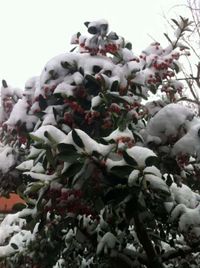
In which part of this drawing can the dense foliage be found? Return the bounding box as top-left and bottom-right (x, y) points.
(0, 17), (200, 268)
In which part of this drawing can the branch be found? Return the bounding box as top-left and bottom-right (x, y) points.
(176, 97), (200, 105)
(133, 211), (164, 268)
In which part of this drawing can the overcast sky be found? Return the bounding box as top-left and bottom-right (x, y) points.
(0, 0), (189, 88)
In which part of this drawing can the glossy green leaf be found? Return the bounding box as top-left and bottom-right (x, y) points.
(110, 165), (133, 178)
(72, 129), (84, 148)
(145, 156), (159, 167)
(57, 143), (77, 153)
(123, 151), (138, 167)
(57, 151), (80, 163)
(10, 243), (19, 250)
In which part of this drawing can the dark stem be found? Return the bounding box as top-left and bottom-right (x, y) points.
(133, 211), (164, 268)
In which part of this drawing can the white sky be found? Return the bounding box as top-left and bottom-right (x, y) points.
(0, 0), (189, 88)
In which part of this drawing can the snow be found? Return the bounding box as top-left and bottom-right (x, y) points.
(81, 256), (94, 268)
(30, 162), (45, 173)
(72, 71), (84, 85)
(0, 208), (37, 258)
(96, 232), (118, 255)
(128, 169), (140, 187)
(42, 105), (64, 126)
(145, 173), (169, 193)
(30, 125), (66, 145)
(16, 160), (34, 171)
(126, 146), (157, 168)
(87, 19), (108, 31)
(173, 123), (200, 160)
(53, 258), (66, 268)
(106, 158), (126, 171)
(91, 95), (102, 109)
(145, 99), (165, 117)
(1, 83), (22, 100)
(0, 145), (16, 174)
(143, 42), (164, 56)
(170, 204), (200, 233)
(78, 54), (114, 75)
(106, 146), (157, 174)
(0, 18), (199, 264)
(5, 97), (37, 130)
(54, 82), (76, 97)
(61, 129), (114, 156)
(104, 127), (134, 142)
(64, 228), (76, 243)
(143, 103), (194, 144)
(23, 171), (57, 181)
(24, 76), (39, 99)
(170, 182), (199, 209)
(121, 48), (135, 62)
(39, 53), (79, 89)
(28, 147), (43, 159)
(143, 165), (161, 177)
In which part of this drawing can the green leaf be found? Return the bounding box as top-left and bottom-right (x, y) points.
(61, 61), (71, 69)
(44, 131), (57, 145)
(38, 94), (47, 110)
(145, 156), (159, 167)
(173, 62), (180, 74)
(57, 143), (77, 153)
(125, 197), (137, 220)
(36, 184), (49, 211)
(84, 21), (90, 28)
(91, 150), (102, 158)
(108, 32), (119, 40)
(33, 143), (46, 150)
(16, 184), (35, 206)
(118, 118), (127, 131)
(76, 31), (81, 38)
(164, 33), (172, 44)
(133, 131), (144, 143)
(123, 151), (138, 167)
(94, 197), (104, 212)
(171, 18), (180, 28)
(12, 203), (27, 212)
(110, 80), (119, 92)
(33, 111), (45, 119)
(72, 129), (84, 148)
(75, 229), (88, 243)
(67, 162), (83, 179)
(138, 191), (146, 209)
(10, 243), (19, 250)
(85, 74), (99, 84)
(169, 239), (175, 247)
(79, 67), (84, 76)
(125, 42), (132, 50)
(25, 182), (44, 195)
(2, 79), (8, 88)
(52, 107), (58, 120)
(93, 65), (102, 74)
(57, 151), (80, 163)
(149, 84), (157, 94)
(110, 165), (133, 178)
(44, 131), (53, 142)
(29, 133), (44, 143)
(70, 46), (77, 52)
(166, 174), (173, 187)
(106, 92), (127, 104)
(84, 74), (101, 94)
(46, 147), (55, 167)
(104, 186), (128, 203)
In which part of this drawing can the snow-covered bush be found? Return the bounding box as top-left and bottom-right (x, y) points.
(1, 17), (200, 268)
